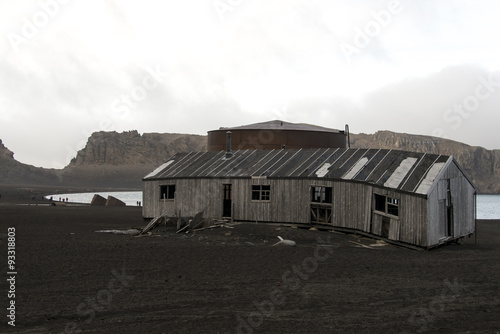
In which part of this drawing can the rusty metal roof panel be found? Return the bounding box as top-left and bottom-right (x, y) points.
(169, 151), (208, 178)
(376, 153), (418, 186)
(399, 154), (435, 192)
(266, 149), (307, 177)
(342, 148), (381, 180)
(252, 149), (291, 176)
(302, 148), (347, 177)
(153, 152), (193, 179)
(290, 148), (338, 177)
(275, 148), (321, 177)
(231, 150), (273, 176)
(177, 151), (219, 177)
(365, 150), (405, 184)
(353, 149), (389, 181)
(325, 148), (369, 179)
(144, 148), (455, 195)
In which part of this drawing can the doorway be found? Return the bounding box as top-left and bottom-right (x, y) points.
(222, 184), (232, 217)
(445, 179), (453, 237)
(381, 217), (390, 238)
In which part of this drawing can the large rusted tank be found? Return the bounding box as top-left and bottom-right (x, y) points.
(207, 120), (348, 151)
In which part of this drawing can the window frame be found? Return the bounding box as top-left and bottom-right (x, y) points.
(311, 186), (332, 204)
(251, 185), (271, 202)
(373, 193), (399, 217)
(159, 184), (176, 200)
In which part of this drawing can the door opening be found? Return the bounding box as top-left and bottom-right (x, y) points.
(446, 179), (453, 237)
(222, 184), (232, 218)
(381, 217), (390, 238)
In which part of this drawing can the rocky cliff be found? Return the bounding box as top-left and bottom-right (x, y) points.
(1, 131), (499, 193)
(62, 131), (207, 188)
(0, 139), (60, 185)
(69, 130), (206, 165)
(350, 131), (500, 194)
(0, 132), (206, 188)
(0, 139), (14, 160)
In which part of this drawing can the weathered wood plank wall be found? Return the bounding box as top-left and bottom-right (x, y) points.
(143, 159), (475, 248)
(427, 161), (475, 246)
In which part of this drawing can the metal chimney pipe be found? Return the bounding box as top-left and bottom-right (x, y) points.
(345, 124), (350, 149)
(226, 131), (233, 159)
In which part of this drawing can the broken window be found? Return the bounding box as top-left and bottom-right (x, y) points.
(311, 186), (332, 203)
(160, 185), (175, 200)
(310, 186), (333, 224)
(252, 185), (270, 201)
(374, 194), (399, 217)
(374, 194), (386, 212)
(387, 197), (399, 216)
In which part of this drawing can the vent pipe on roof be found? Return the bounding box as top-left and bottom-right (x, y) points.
(226, 131), (233, 159)
(345, 124), (350, 149)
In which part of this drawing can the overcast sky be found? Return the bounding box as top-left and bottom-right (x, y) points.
(1, 0), (500, 168)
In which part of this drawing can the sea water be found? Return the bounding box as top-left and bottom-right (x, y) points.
(45, 192), (500, 219)
(45, 191), (143, 206)
(477, 194), (500, 220)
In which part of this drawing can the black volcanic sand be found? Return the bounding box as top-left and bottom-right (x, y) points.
(0, 187), (499, 333)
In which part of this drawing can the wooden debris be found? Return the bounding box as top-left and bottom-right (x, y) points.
(191, 211), (204, 230)
(349, 240), (374, 249)
(134, 232), (152, 238)
(140, 214), (166, 235)
(176, 220), (191, 234)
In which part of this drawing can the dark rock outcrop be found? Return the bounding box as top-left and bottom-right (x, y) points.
(90, 194), (107, 206)
(0, 140), (60, 185)
(60, 131), (207, 188)
(1, 130), (498, 193)
(105, 196), (126, 207)
(69, 130), (206, 166)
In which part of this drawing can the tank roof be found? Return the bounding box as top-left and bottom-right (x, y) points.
(215, 120), (342, 133)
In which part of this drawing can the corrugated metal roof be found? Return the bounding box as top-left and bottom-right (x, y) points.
(216, 120), (342, 133)
(144, 148), (452, 195)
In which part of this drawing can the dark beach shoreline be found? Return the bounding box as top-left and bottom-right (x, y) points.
(0, 184), (142, 204)
(0, 185), (499, 333)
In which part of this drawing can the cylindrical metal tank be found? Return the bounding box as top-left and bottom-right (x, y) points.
(207, 120), (347, 151)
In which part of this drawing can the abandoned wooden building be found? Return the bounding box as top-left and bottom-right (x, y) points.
(143, 121), (476, 249)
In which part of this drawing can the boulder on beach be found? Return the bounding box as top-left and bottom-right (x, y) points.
(90, 194), (107, 206)
(105, 195), (126, 207)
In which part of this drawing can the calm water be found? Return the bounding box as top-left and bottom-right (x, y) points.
(477, 194), (500, 220)
(45, 191), (143, 206)
(46, 192), (500, 219)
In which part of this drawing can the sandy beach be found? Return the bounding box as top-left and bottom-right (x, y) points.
(0, 185), (499, 333)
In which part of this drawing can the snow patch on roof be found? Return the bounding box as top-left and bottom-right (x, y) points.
(384, 157), (418, 189)
(416, 162), (446, 195)
(342, 157), (368, 180)
(144, 160), (175, 179)
(316, 163), (332, 178)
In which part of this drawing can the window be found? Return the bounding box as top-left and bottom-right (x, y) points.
(374, 194), (386, 212)
(252, 185), (270, 201)
(311, 186), (332, 203)
(160, 185), (175, 200)
(387, 197), (399, 216)
(374, 194), (399, 217)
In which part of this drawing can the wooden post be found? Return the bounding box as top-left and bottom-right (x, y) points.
(231, 201), (234, 222)
(163, 193), (166, 217)
(474, 191), (477, 245)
